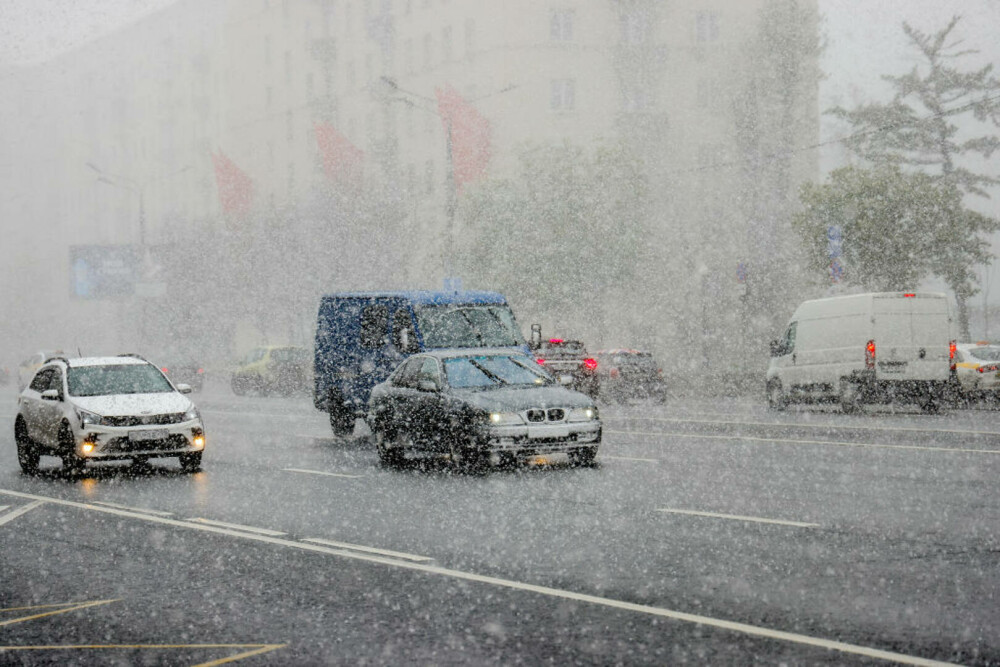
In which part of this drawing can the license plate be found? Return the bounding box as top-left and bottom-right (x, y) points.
(559, 375), (573, 385)
(528, 425), (570, 440)
(129, 429), (169, 442)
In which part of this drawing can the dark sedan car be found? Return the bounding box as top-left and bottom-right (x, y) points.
(595, 348), (667, 403)
(366, 349), (601, 470)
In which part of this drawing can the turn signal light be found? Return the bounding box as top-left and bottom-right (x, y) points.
(81, 442), (95, 454)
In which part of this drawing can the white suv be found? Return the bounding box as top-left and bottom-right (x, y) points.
(14, 355), (206, 474)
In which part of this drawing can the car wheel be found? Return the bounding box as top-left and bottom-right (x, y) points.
(766, 380), (786, 411)
(569, 446), (598, 467)
(231, 375), (246, 396)
(329, 402), (355, 438)
(58, 423), (85, 473)
(15, 417), (40, 475)
(375, 428), (404, 467)
(179, 452), (202, 472)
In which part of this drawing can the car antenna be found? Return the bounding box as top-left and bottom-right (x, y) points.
(77, 346), (83, 357)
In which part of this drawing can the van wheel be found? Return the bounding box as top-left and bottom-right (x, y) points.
(839, 379), (861, 414)
(766, 381), (786, 411)
(329, 408), (355, 437)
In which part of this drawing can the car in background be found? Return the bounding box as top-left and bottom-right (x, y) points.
(232, 345), (312, 396)
(367, 349), (601, 470)
(594, 349), (667, 403)
(951, 342), (1000, 401)
(14, 354), (205, 474)
(158, 358), (206, 392)
(529, 337), (599, 399)
(17, 350), (64, 391)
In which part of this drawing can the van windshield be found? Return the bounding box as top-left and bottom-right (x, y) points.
(416, 305), (525, 348)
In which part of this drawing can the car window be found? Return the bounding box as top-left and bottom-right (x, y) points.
(67, 364), (175, 396)
(360, 304), (390, 349)
(954, 351), (965, 363)
(392, 357), (423, 388)
(416, 357), (441, 387)
(392, 309), (418, 353)
(968, 347), (1000, 361)
(29, 367), (54, 392)
(47, 367), (64, 395)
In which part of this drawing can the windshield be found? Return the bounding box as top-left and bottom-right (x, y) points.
(968, 347), (1000, 361)
(67, 364), (175, 397)
(416, 304), (525, 348)
(444, 355), (551, 389)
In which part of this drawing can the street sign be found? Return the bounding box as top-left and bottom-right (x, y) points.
(69, 245), (139, 298)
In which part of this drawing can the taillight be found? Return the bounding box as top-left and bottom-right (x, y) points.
(548, 338), (564, 344)
(950, 340), (956, 371)
(161, 367), (169, 373)
(903, 293), (916, 297)
(536, 358), (545, 365)
(865, 340), (875, 369)
(583, 358), (598, 371)
(977, 364), (998, 373)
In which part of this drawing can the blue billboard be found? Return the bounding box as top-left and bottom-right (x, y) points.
(69, 245), (139, 299)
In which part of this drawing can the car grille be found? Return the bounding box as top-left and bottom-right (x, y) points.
(102, 434), (190, 453)
(101, 413), (186, 427)
(525, 408), (566, 423)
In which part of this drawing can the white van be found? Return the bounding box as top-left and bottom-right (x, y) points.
(766, 292), (955, 412)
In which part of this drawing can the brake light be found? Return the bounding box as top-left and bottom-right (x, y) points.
(903, 293), (916, 297)
(536, 358), (545, 365)
(548, 338), (564, 344)
(977, 364), (999, 373)
(949, 340), (956, 371)
(197, 368), (205, 374)
(865, 340), (875, 369)
(161, 367), (169, 373)
(583, 358), (598, 371)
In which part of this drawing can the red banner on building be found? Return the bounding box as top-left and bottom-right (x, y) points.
(211, 150), (254, 220)
(435, 85), (491, 192)
(314, 122), (364, 187)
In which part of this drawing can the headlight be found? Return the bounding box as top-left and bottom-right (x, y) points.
(183, 406), (201, 422)
(567, 407), (598, 422)
(489, 411), (523, 426)
(76, 408), (101, 426)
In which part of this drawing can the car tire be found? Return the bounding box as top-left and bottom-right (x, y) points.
(179, 452), (203, 472)
(766, 380), (786, 411)
(569, 446), (598, 467)
(15, 417), (40, 475)
(329, 398), (355, 438)
(375, 428), (404, 467)
(58, 423), (85, 474)
(231, 375), (246, 396)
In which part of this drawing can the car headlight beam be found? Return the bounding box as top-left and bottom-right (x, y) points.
(567, 407), (598, 422)
(76, 408), (101, 427)
(489, 411), (523, 426)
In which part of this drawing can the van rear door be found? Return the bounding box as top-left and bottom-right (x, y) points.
(872, 294), (950, 381)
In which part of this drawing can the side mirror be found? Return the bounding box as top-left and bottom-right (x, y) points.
(769, 340), (784, 357)
(417, 380), (439, 392)
(176, 383), (193, 394)
(530, 323), (542, 351)
(41, 389), (60, 401)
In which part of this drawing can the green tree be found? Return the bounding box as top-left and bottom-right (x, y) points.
(455, 141), (651, 334)
(793, 165), (995, 292)
(828, 16), (1000, 337)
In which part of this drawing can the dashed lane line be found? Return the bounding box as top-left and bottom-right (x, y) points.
(92, 501), (174, 517)
(283, 467), (365, 479)
(186, 518), (286, 536)
(302, 538), (432, 562)
(656, 508), (818, 528)
(0, 488), (957, 666)
(605, 428), (1000, 455)
(0, 500), (45, 527)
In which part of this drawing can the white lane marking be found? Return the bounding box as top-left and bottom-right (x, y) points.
(656, 508), (818, 528)
(0, 488), (956, 667)
(607, 415), (1000, 438)
(602, 455), (659, 463)
(302, 538), (432, 562)
(282, 468), (365, 479)
(92, 501), (173, 517)
(605, 429), (1000, 455)
(0, 500), (45, 527)
(186, 517), (286, 536)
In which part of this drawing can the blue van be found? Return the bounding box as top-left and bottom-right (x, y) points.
(314, 291), (529, 435)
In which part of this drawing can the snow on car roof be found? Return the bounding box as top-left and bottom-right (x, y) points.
(62, 356), (150, 367)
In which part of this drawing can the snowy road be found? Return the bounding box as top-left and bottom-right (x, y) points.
(1, 382), (998, 664)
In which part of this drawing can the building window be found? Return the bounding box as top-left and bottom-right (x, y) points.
(696, 11), (719, 43)
(442, 26), (453, 61)
(550, 79), (575, 111)
(550, 9), (574, 42)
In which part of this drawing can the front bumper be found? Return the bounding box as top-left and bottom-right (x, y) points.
(73, 420), (206, 460)
(479, 420), (601, 455)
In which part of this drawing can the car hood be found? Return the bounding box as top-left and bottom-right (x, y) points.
(454, 385), (594, 413)
(70, 392), (192, 417)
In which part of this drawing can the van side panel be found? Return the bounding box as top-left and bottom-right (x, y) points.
(789, 294), (871, 392)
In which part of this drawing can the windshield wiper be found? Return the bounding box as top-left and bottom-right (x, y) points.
(468, 359), (506, 385)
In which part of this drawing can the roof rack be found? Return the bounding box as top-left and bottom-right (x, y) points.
(42, 356), (70, 366)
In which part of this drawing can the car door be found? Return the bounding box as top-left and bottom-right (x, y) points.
(410, 357), (448, 451)
(384, 356), (423, 438)
(21, 367), (54, 442)
(36, 367), (67, 447)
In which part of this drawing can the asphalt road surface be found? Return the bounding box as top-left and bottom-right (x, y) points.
(1, 380), (998, 665)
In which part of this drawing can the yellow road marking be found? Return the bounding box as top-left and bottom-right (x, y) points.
(0, 487), (959, 666)
(192, 643), (288, 666)
(0, 599), (117, 627)
(0, 643), (287, 665)
(605, 429), (1000, 455)
(0, 601), (100, 613)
